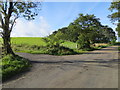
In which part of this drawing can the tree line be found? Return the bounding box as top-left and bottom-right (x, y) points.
(49, 14), (116, 49)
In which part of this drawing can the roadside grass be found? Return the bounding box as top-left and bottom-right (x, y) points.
(12, 44), (48, 54)
(0, 54), (31, 81)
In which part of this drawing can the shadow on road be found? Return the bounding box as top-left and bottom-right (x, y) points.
(83, 52), (107, 54)
(30, 59), (119, 64)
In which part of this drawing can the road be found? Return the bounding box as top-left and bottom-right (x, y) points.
(2, 46), (119, 88)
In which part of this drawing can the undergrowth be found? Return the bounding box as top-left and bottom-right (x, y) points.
(1, 54), (31, 81)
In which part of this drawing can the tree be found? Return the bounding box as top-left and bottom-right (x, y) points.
(108, 0), (120, 37)
(77, 33), (90, 49)
(70, 14), (102, 49)
(0, 1), (40, 56)
(49, 27), (68, 41)
(101, 25), (116, 43)
(49, 13), (116, 49)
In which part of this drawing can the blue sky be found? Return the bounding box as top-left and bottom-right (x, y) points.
(40, 2), (115, 30)
(11, 2), (118, 38)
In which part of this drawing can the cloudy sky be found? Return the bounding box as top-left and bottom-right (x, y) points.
(11, 2), (118, 39)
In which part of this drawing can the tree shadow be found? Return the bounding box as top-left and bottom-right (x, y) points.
(30, 59), (119, 64)
(30, 60), (73, 64)
(98, 49), (118, 51)
(83, 52), (107, 54)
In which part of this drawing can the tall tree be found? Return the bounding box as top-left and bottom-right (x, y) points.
(0, 1), (40, 55)
(69, 14), (102, 49)
(108, 0), (120, 37)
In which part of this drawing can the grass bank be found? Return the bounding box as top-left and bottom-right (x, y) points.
(0, 54), (31, 81)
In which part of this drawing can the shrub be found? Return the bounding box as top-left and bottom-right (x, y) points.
(76, 34), (91, 49)
(47, 45), (77, 55)
(1, 54), (31, 81)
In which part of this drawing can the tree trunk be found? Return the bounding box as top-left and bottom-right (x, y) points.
(2, 29), (15, 56)
(0, 2), (15, 56)
(85, 40), (91, 49)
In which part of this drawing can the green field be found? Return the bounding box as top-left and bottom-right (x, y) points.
(0, 37), (111, 54)
(11, 37), (47, 46)
(0, 37), (78, 54)
(0, 37), (77, 48)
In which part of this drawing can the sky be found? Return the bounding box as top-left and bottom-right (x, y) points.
(11, 2), (119, 40)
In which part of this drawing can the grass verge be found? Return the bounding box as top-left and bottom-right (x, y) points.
(0, 54), (31, 81)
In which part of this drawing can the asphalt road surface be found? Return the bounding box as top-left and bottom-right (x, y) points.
(2, 46), (119, 88)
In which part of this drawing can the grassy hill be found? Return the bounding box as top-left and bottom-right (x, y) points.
(10, 37), (77, 49)
(0, 37), (111, 54)
(11, 37), (47, 46)
(0, 37), (77, 54)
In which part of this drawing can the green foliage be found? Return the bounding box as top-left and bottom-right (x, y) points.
(61, 41), (77, 49)
(1, 54), (31, 81)
(10, 37), (48, 54)
(77, 34), (90, 49)
(9, 37), (77, 55)
(0, 2), (41, 55)
(43, 37), (64, 48)
(3, 37), (111, 55)
(12, 44), (48, 54)
(116, 23), (120, 37)
(99, 25), (116, 43)
(110, 39), (116, 45)
(43, 37), (76, 55)
(108, 1), (120, 37)
(47, 46), (77, 55)
(49, 14), (116, 50)
(49, 27), (69, 41)
(108, 1), (120, 22)
(70, 14), (102, 49)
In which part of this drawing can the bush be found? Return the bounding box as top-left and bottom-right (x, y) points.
(110, 39), (116, 45)
(118, 47), (120, 51)
(47, 45), (77, 55)
(1, 54), (31, 81)
(76, 34), (91, 49)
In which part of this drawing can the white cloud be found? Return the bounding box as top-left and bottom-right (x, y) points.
(11, 16), (52, 37)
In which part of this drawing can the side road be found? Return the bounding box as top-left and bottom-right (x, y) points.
(2, 46), (119, 88)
